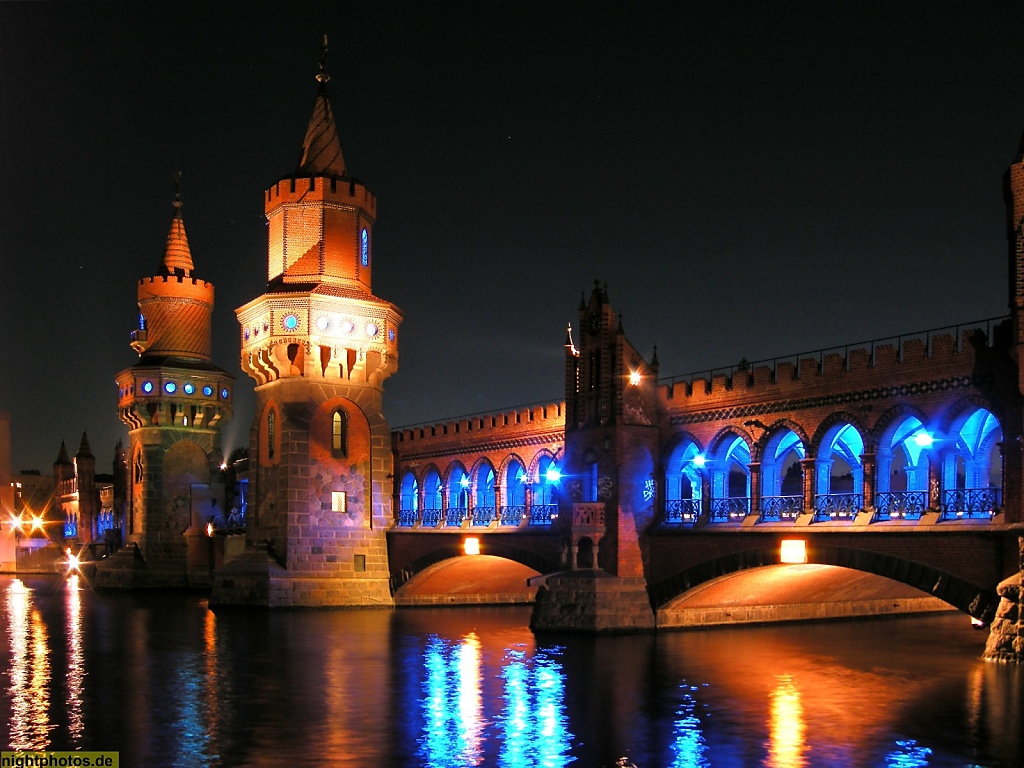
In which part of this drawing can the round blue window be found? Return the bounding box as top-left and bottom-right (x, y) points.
(283, 314), (299, 331)
(164, 382), (177, 394)
(221, 388), (229, 399)
(183, 382), (195, 395)
(142, 381), (154, 394)
(203, 385), (213, 397)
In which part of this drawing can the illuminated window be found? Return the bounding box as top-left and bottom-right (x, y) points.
(183, 382), (195, 395)
(332, 411), (347, 457)
(360, 228), (369, 267)
(584, 462), (598, 502)
(267, 410), (276, 460)
(332, 491), (346, 513)
(164, 381), (177, 394)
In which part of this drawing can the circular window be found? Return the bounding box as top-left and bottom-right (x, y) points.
(316, 315), (331, 331)
(221, 388), (229, 399)
(203, 385), (213, 397)
(142, 381), (154, 394)
(164, 382), (177, 394)
(183, 382), (195, 395)
(340, 319), (354, 334)
(282, 314), (299, 331)
(366, 322), (379, 338)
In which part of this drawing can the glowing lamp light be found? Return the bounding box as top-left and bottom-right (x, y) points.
(692, 454), (706, 467)
(459, 475), (470, 488)
(9, 513), (23, 533)
(629, 370), (641, 386)
(780, 539), (807, 564)
(220, 461), (228, 471)
(65, 549), (80, 572)
(545, 466), (561, 483)
(971, 617), (985, 629)
(206, 522), (215, 537)
(30, 515), (44, 533)
(464, 537), (480, 556)
(913, 431), (935, 448)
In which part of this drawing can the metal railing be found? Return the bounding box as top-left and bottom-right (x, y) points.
(398, 507), (419, 527)
(813, 493), (863, 522)
(530, 504), (558, 526)
(942, 487), (1001, 520)
(499, 505), (526, 526)
(446, 507), (467, 527)
(471, 506), (495, 526)
(422, 507), (442, 527)
(710, 497), (750, 523)
(759, 495), (803, 522)
(873, 491), (926, 521)
(665, 499), (700, 524)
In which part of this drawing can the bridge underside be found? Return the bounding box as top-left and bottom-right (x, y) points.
(395, 555), (540, 606)
(658, 563), (955, 628)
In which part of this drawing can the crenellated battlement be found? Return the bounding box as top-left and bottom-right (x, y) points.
(659, 319), (1008, 408)
(137, 274), (214, 304)
(265, 175), (376, 216)
(393, 402), (567, 451)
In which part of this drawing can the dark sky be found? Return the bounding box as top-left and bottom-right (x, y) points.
(2, 2), (1022, 473)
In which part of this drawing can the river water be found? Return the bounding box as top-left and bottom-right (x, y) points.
(1, 574), (1021, 768)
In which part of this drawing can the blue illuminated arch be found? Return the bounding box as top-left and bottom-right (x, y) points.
(663, 434), (704, 523)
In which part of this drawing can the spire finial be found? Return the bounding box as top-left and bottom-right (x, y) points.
(172, 172), (183, 216)
(316, 34), (330, 84)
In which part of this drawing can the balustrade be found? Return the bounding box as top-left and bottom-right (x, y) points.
(446, 507), (467, 526)
(710, 497), (749, 523)
(813, 493), (863, 522)
(759, 495), (803, 522)
(499, 505), (526, 526)
(942, 487), (1000, 520)
(873, 491), (926, 521)
(471, 506), (495, 526)
(664, 499), (700, 524)
(398, 508), (419, 527)
(421, 507), (442, 527)
(530, 504), (558, 526)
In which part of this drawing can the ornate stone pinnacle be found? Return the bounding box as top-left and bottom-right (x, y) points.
(316, 34), (330, 84)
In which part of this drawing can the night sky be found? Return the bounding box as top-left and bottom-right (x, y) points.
(2, 2), (1022, 473)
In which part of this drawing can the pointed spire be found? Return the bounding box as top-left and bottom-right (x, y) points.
(77, 431), (93, 459)
(296, 35), (346, 177)
(55, 440), (71, 466)
(617, 313), (624, 334)
(651, 345), (659, 369)
(162, 173), (194, 276)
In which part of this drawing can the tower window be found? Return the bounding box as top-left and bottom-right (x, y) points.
(360, 228), (369, 267)
(332, 411), (347, 457)
(268, 410), (276, 460)
(332, 491), (346, 513)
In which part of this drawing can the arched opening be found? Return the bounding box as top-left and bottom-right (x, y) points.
(942, 407), (1003, 519)
(395, 555), (541, 605)
(446, 465), (469, 526)
(709, 434), (751, 522)
(422, 469), (442, 527)
(399, 472), (419, 526)
(576, 537), (595, 568)
(472, 464), (496, 526)
(664, 437), (704, 524)
(760, 429), (805, 521)
(814, 423), (864, 521)
(530, 455), (559, 526)
(500, 460), (526, 525)
(876, 416), (931, 520)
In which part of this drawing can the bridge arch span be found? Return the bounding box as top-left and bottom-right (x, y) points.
(389, 538), (561, 593)
(648, 546), (1000, 621)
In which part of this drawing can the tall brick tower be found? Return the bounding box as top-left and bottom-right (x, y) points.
(98, 185), (234, 588)
(211, 38), (402, 607)
(532, 282), (658, 632)
(1003, 134), (1024, 526)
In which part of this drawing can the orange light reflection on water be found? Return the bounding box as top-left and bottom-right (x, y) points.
(65, 574), (85, 742)
(6, 579), (53, 750)
(767, 674), (806, 768)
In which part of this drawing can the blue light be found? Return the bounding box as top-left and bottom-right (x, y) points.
(202, 385), (213, 397)
(282, 314), (299, 331)
(220, 388), (229, 399)
(361, 228), (369, 267)
(183, 383), (195, 395)
(692, 454), (706, 467)
(142, 381), (154, 394)
(164, 382), (177, 394)
(545, 467), (561, 483)
(913, 431), (934, 448)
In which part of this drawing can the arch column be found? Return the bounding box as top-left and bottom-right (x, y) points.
(748, 461), (761, 518)
(801, 457), (816, 515)
(928, 454), (942, 512)
(861, 452), (877, 510)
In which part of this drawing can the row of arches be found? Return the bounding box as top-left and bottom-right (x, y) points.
(398, 452), (561, 528)
(665, 403), (1003, 524)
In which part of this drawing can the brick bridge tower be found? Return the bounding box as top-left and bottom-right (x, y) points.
(532, 282), (659, 631)
(211, 38), (402, 607)
(97, 184), (234, 588)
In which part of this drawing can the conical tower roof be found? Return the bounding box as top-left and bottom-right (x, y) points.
(162, 176), (194, 275)
(76, 431), (93, 459)
(295, 35), (346, 177)
(54, 440), (72, 466)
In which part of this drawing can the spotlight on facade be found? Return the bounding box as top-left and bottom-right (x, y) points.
(464, 537), (480, 556)
(629, 370), (641, 386)
(971, 617), (985, 629)
(780, 539), (807, 564)
(30, 515), (44, 533)
(692, 454), (706, 467)
(206, 522), (215, 537)
(545, 466), (561, 483)
(459, 475), (470, 488)
(65, 549), (80, 572)
(913, 431), (935, 447)
(9, 513), (23, 533)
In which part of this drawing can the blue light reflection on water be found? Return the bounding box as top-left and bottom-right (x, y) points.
(670, 682), (710, 768)
(416, 634), (573, 768)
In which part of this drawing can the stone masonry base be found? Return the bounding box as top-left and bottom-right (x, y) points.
(530, 571), (656, 633)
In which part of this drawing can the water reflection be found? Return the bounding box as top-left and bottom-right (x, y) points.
(65, 574), (84, 743)
(418, 633), (573, 767)
(6, 578), (52, 750)
(767, 675), (806, 768)
(670, 682), (709, 768)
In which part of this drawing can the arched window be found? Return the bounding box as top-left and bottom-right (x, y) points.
(332, 410), (347, 458)
(267, 410), (276, 460)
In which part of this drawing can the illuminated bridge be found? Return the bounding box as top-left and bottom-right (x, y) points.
(389, 293), (1021, 629)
